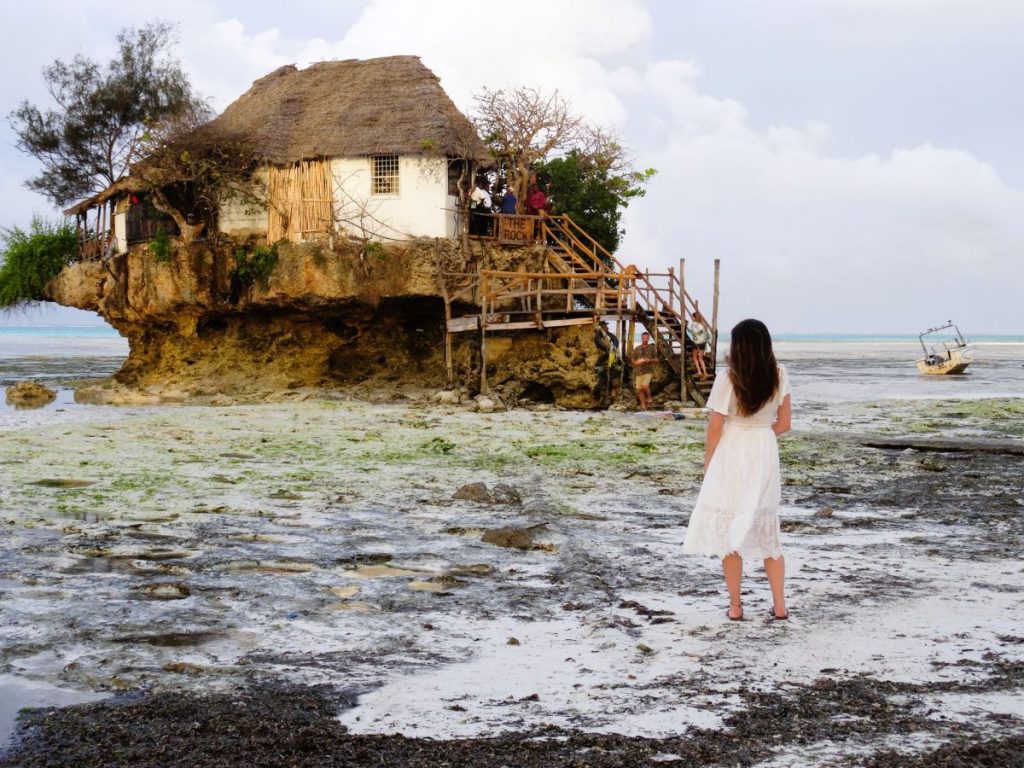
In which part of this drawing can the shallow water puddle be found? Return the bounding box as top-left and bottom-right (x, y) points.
(112, 630), (225, 647)
(229, 533), (309, 544)
(61, 556), (146, 575)
(343, 564), (422, 578)
(131, 582), (191, 600)
(328, 585), (361, 598)
(329, 601), (379, 612)
(131, 549), (193, 561)
(0, 675), (106, 748)
(216, 559), (320, 575)
(28, 478), (96, 488)
(408, 579), (463, 592)
(268, 490), (304, 500)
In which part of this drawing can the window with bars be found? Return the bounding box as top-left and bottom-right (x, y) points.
(371, 155), (400, 195)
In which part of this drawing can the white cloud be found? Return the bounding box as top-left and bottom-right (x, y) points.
(2, 0), (1021, 332)
(621, 68), (1024, 332)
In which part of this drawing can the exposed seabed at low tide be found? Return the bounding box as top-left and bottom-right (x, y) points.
(0, 389), (1022, 766)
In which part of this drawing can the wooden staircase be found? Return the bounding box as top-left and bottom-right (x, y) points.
(452, 213), (719, 405)
(537, 215), (718, 405)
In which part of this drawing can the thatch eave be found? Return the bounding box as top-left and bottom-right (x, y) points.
(63, 177), (147, 217)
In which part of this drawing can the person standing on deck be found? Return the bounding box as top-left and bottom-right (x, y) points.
(469, 179), (492, 236)
(683, 319), (792, 622)
(630, 331), (658, 410)
(500, 185), (518, 214)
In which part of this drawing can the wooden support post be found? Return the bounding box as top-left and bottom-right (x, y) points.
(480, 288), (488, 394)
(623, 269), (633, 355)
(680, 258), (687, 401)
(667, 266), (675, 321)
(436, 242), (455, 389)
(444, 298), (454, 389)
(711, 258), (721, 369)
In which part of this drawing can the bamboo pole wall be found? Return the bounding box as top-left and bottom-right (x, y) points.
(267, 160), (334, 242)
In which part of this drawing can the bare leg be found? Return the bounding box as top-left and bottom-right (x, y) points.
(722, 553), (743, 618)
(764, 556), (787, 618)
(692, 350), (707, 378)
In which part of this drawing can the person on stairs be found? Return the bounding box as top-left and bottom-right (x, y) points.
(630, 331), (658, 410)
(686, 306), (712, 379)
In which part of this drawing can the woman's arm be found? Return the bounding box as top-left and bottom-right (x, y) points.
(773, 394), (792, 436)
(704, 411), (725, 471)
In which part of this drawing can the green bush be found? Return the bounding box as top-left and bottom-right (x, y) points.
(234, 243), (279, 286)
(151, 228), (172, 263)
(0, 217), (77, 309)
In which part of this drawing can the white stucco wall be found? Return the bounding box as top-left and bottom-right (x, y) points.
(330, 156), (455, 241)
(218, 198), (270, 237)
(214, 156), (460, 242)
(113, 212), (128, 255)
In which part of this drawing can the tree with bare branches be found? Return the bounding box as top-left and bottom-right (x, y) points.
(471, 86), (654, 253)
(472, 87), (584, 205)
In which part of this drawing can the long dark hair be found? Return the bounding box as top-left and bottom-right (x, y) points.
(727, 319), (779, 416)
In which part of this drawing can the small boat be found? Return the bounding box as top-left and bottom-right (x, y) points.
(916, 321), (974, 375)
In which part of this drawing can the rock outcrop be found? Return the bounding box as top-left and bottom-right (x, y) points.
(5, 380), (57, 408)
(44, 237), (629, 407)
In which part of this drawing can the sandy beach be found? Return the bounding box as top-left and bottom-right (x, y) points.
(0, 380), (1021, 765)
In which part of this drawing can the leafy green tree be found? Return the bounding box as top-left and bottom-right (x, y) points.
(0, 218), (77, 309)
(539, 146), (655, 256)
(9, 21), (209, 207)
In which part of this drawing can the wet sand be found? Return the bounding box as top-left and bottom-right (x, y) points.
(0, 395), (1021, 766)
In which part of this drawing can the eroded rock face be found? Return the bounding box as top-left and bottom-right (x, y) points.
(5, 381), (57, 408)
(44, 238), (623, 408)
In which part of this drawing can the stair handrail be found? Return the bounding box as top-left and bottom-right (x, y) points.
(554, 215), (689, 318)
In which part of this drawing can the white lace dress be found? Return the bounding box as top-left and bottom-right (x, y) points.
(683, 364), (791, 560)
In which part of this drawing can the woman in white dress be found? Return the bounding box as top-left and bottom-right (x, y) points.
(683, 319), (792, 621)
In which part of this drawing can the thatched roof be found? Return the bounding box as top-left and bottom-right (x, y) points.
(64, 56), (490, 215)
(202, 56), (490, 165)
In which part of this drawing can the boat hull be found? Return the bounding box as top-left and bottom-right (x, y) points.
(916, 348), (972, 375)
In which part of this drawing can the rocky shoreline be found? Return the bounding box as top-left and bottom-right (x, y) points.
(0, 395), (1021, 766)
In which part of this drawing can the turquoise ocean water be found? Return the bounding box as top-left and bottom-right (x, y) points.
(0, 325), (1021, 418)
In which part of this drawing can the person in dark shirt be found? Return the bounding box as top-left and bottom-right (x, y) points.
(500, 186), (518, 214)
(593, 319), (622, 404)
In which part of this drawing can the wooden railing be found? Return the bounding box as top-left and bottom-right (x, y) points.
(464, 210), (720, 401)
(480, 269), (633, 321)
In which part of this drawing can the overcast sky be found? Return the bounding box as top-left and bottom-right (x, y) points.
(2, 0), (1021, 333)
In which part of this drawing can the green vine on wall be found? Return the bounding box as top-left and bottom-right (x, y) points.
(151, 228), (172, 263)
(234, 243), (280, 285)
